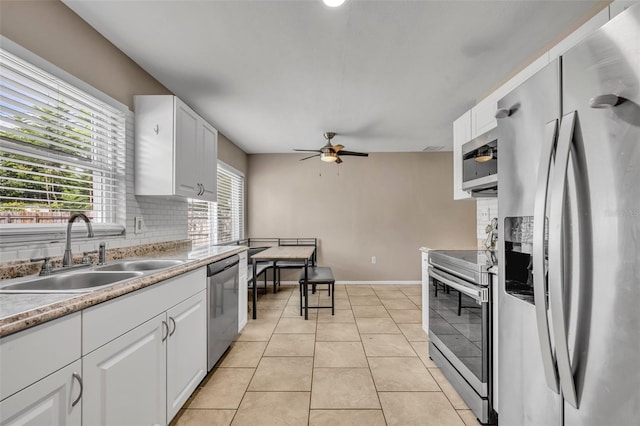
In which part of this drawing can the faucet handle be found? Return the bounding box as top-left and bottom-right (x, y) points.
(82, 251), (96, 265)
(31, 257), (52, 276)
(98, 242), (107, 265)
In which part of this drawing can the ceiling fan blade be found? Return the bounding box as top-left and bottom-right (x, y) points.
(338, 150), (368, 157)
(299, 153), (321, 161)
(331, 144), (344, 153)
(293, 149), (322, 153)
(336, 156), (343, 164)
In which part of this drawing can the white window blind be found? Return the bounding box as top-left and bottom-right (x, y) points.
(0, 48), (126, 228)
(215, 163), (244, 244)
(187, 199), (214, 247)
(188, 162), (244, 247)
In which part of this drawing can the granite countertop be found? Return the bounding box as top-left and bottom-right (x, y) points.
(0, 245), (246, 338)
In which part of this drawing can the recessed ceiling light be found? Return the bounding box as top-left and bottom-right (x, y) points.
(323, 0), (346, 7)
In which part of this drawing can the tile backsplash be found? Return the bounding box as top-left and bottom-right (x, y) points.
(476, 198), (498, 249)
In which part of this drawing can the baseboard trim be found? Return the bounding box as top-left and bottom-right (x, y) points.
(278, 280), (421, 285)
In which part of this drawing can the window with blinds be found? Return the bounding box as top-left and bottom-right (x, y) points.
(188, 162), (244, 247)
(0, 48), (126, 229)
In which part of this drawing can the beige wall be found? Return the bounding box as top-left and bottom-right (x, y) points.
(0, 0), (171, 110)
(248, 152), (477, 281)
(218, 133), (248, 175)
(1, 0), (248, 163)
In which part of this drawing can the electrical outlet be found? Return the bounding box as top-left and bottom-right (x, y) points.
(371, 256), (377, 264)
(134, 216), (144, 234)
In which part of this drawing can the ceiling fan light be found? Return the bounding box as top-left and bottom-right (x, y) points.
(321, 152), (338, 162)
(323, 0), (346, 7)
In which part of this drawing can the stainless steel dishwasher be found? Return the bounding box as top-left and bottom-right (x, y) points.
(207, 254), (239, 371)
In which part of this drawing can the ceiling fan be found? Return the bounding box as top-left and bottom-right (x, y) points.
(294, 132), (368, 164)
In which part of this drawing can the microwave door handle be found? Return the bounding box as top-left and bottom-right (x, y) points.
(549, 111), (579, 408)
(533, 119), (560, 393)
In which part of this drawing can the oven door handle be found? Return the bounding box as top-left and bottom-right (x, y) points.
(428, 267), (486, 302)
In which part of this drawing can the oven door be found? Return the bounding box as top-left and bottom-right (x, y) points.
(428, 266), (489, 396)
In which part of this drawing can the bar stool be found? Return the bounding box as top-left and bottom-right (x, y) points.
(298, 267), (335, 319)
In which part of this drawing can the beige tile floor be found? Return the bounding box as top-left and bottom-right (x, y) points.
(171, 284), (481, 426)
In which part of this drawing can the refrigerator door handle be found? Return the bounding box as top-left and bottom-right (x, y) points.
(532, 118), (560, 394)
(549, 111), (579, 409)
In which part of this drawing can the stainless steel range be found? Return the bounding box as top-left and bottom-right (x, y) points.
(428, 250), (497, 424)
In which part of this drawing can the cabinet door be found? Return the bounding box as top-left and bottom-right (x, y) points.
(238, 251), (248, 331)
(452, 111), (473, 200)
(166, 291), (207, 422)
(174, 98), (200, 198)
(83, 314), (166, 426)
(197, 120), (218, 202)
(471, 94), (498, 139)
(0, 360), (82, 426)
(421, 250), (430, 334)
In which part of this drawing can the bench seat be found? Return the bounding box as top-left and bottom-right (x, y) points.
(298, 266), (335, 319)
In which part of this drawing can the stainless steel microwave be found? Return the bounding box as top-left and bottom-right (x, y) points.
(461, 128), (498, 197)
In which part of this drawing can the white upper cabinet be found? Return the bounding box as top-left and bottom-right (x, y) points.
(471, 93), (499, 139)
(453, 111), (473, 200)
(135, 95), (218, 202)
(549, 7), (609, 59)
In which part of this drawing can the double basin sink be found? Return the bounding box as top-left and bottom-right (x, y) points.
(0, 259), (187, 294)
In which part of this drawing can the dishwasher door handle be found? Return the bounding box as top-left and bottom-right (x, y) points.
(207, 257), (240, 276)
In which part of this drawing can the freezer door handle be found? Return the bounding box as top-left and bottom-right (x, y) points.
(549, 111), (579, 409)
(533, 118), (560, 394)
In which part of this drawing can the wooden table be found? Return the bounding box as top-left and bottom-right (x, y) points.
(251, 246), (315, 319)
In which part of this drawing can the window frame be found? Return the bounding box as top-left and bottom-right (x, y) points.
(187, 160), (245, 247)
(0, 37), (128, 246)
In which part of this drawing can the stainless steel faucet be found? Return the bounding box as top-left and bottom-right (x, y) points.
(63, 213), (94, 267)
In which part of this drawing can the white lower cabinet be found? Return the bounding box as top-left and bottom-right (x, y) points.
(1, 267), (211, 426)
(238, 251), (248, 331)
(0, 360), (82, 426)
(83, 314), (167, 426)
(420, 249), (430, 334)
(166, 291), (207, 421)
(81, 268), (207, 425)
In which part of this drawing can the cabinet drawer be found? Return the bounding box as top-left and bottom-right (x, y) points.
(82, 268), (206, 355)
(0, 312), (81, 400)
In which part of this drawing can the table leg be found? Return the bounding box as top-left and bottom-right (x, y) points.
(304, 258), (309, 320)
(252, 259), (258, 320)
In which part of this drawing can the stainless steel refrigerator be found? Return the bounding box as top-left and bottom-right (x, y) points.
(496, 5), (639, 425)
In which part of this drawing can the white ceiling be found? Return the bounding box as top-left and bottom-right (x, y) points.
(64, 0), (600, 154)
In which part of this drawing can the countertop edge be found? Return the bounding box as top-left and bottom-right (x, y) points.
(0, 246), (247, 338)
